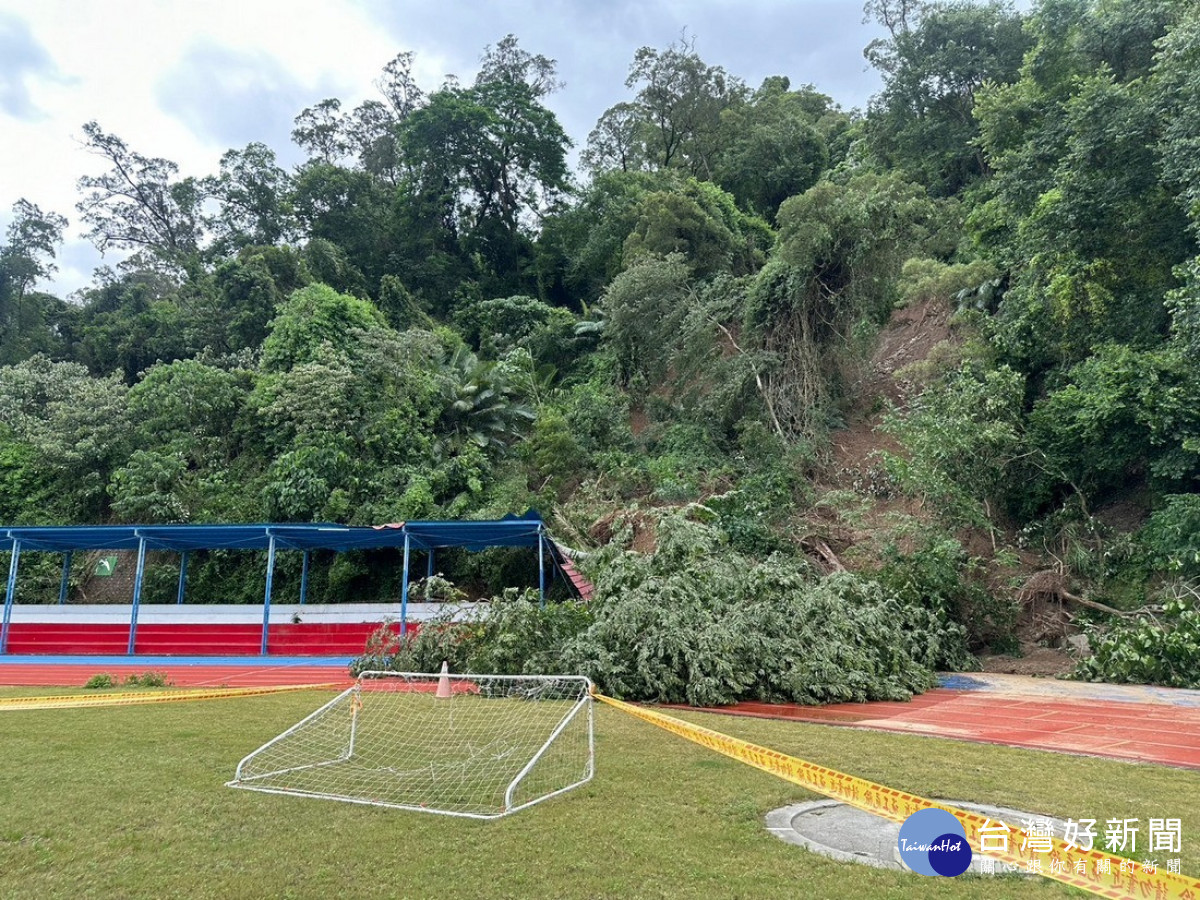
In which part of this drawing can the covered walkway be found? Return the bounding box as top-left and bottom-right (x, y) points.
(1, 514), (591, 656)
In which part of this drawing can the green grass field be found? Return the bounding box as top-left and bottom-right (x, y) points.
(1, 687), (1196, 899)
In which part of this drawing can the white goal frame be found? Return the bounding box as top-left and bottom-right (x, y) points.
(227, 671), (595, 819)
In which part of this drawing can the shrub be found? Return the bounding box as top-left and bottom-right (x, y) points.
(84, 674), (116, 689)
(124, 671), (170, 688)
(1073, 586), (1200, 688)
(350, 589), (592, 678)
(1139, 494), (1200, 577)
(876, 523), (1016, 652)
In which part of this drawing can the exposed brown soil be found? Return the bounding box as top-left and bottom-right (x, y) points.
(979, 644), (1074, 676)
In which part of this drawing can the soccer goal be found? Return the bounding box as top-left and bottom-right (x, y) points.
(227, 670), (594, 819)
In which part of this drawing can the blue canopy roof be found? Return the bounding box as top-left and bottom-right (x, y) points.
(1, 514), (545, 553)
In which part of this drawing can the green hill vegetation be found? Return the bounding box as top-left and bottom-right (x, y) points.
(3, 1), (1200, 699)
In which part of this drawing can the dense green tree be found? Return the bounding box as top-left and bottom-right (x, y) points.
(70, 271), (194, 382)
(292, 164), (392, 292)
(864, 0), (1031, 197)
(0, 199), (69, 364)
(291, 98), (351, 164)
(622, 178), (771, 278)
(536, 169), (673, 305)
(433, 345), (535, 461)
(110, 358), (253, 522)
(203, 143), (296, 254)
(259, 283), (386, 373)
(971, 0), (1190, 374)
(0, 355), (130, 521)
(713, 78), (836, 221)
(400, 77), (571, 294)
(586, 38), (747, 177)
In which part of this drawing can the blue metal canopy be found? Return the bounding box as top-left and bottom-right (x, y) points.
(0, 515), (545, 553)
(0, 513), (554, 656)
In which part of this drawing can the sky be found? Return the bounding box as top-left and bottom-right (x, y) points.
(0, 0), (888, 298)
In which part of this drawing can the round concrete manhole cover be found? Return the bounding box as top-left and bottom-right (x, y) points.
(766, 800), (1071, 875)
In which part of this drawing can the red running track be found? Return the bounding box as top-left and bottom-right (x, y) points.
(0, 662), (354, 688)
(668, 683), (1200, 771)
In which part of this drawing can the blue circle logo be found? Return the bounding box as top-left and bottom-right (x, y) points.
(897, 808), (973, 876)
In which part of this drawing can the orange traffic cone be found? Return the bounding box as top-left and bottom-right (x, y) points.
(435, 660), (452, 699)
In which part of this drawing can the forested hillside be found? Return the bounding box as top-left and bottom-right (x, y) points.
(3, 1), (1200, 697)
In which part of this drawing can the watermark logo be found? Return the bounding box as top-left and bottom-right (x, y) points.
(897, 808), (973, 877)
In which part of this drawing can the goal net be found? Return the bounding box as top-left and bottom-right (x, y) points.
(227, 670), (594, 819)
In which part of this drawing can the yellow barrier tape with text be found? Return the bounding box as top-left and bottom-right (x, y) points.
(0, 683), (344, 711)
(594, 691), (1200, 900)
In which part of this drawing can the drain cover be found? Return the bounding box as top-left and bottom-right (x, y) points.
(766, 800), (1071, 874)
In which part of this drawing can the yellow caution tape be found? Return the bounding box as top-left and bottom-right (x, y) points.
(0, 683), (344, 711)
(595, 692), (1200, 900)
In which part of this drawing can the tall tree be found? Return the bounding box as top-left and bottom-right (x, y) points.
(291, 98), (350, 164)
(76, 121), (204, 269)
(585, 38), (746, 179)
(401, 78), (571, 293)
(476, 34), (562, 97)
(863, 0), (1030, 196)
(0, 199), (69, 364)
(203, 142), (296, 254)
(714, 77), (839, 221)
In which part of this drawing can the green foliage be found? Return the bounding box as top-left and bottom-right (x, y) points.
(971, 1), (1190, 372)
(896, 257), (1000, 310)
(1140, 496), (1200, 576)
(1028, 345), (1200, 504)
(84, 674), (116, 689)
(585, 38), (747, 176)
(746, 172), (947, 439)
(714, 77), (840, 221)
(350, 589), (592, 677)
(882, 362), (1027, 526)
(254, 328), (443, 522)
(123, 671), (171, 688)
(876, 522), (1015, 651)
(601, 253), (695, 387)
(864, 0), (1031, 196)
(622, 179), (771, 278)
(1073, 586), (1200, 688)
(0, 355), (130, 520)
(454, 294), (579, 371)
(433, 345), (535, 461)
(259, 283), (386, 373)
(560, 513), (968, 705)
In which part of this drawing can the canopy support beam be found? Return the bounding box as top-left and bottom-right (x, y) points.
(127, 534), (147, 655)
(1, 538), (21, 654)
(176, 551), (189, 605)
(400, 534), (411, 635)
(299, 551), (310, 605)
(261, 534), (277, 656)
(58, 551), (72, 605)
(538, 531), (546, 608)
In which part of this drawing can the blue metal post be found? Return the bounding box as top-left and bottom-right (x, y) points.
(1, 538), (21, 654)
(176, 551), (189, 605)
(299, 551), (310, 605)
(127, 535), (147, 655)
(58, 551), (73, 604)
(400, 533), (411, 635)
(261, 534), (277, 656)
(427, 547), (434, 578)
(538, 533), (546, 608)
